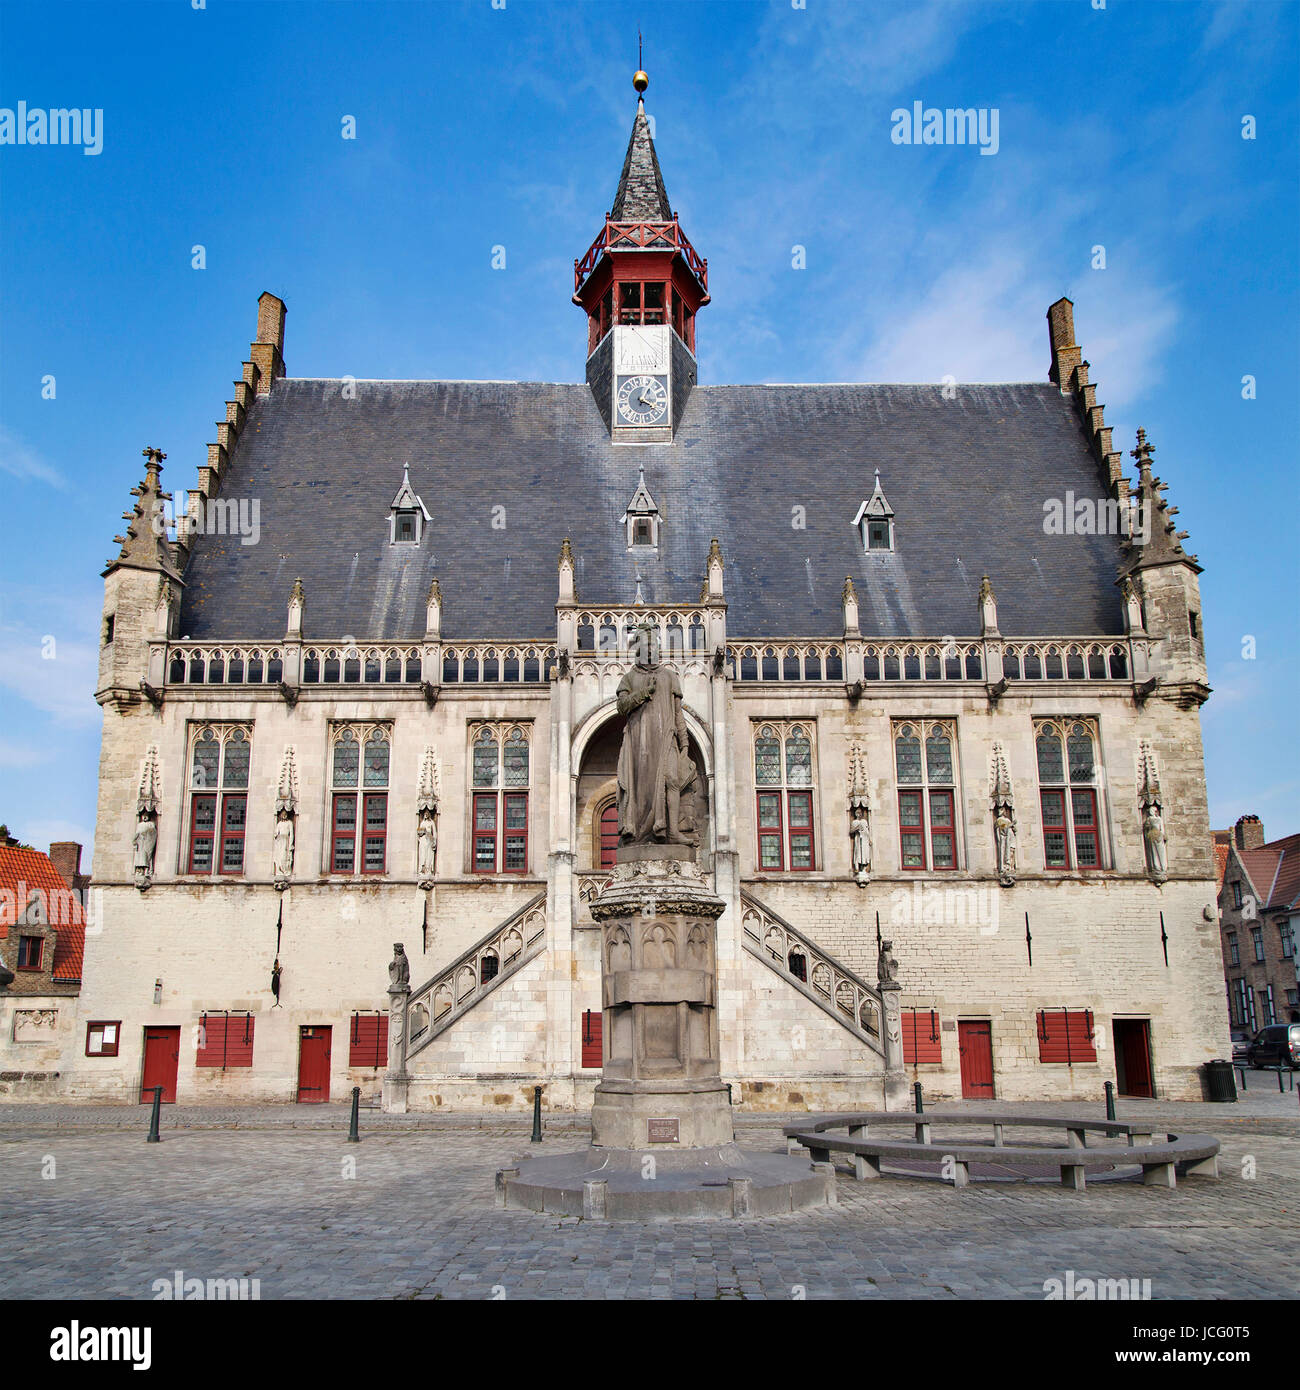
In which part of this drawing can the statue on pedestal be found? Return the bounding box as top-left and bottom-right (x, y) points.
(272, 809), (295, 887)
(133, 813), (157, 890)
(615, 623), (697, 847)
(416, 809), (438, 886)
(388, 942), (410, 991)
(849, 812), (872, 885)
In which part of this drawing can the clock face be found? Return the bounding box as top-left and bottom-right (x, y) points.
(616, 374), (669, 426)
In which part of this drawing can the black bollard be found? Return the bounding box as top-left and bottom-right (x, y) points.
(530, 1084), (543, 1143)
(913, 1081), (923, 1114)
(1279, 1067), (1286, 1094)
(146, 1085), (162, 1143)
(1104, 1080), (1116, 1121)
(1238, 1066), (1247, 1092)
(347, 1086), (360, 1142)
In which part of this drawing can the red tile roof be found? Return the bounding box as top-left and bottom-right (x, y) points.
(1235, 832), (1300, 913)
(0, 845), (85, 981)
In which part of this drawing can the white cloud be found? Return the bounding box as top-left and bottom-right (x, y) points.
(0, 637), (101, 727)
(0, 426), (68, 490)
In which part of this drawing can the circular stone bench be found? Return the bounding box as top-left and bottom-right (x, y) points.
(783, 1112), (1221, 1191)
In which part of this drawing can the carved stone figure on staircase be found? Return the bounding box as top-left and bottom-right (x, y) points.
(388, 942), (410, 991)
(877, 938), (898, 985)
(615, 623), (697, 847)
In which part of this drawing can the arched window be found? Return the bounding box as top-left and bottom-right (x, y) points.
(599, 802), (619, 869)
(1035, 719), (1102, 870)
(894, 721), (958, 870)
(754, 722), (817, 871)
(186, 725), (251, 875)
(330, 725), (390, 874)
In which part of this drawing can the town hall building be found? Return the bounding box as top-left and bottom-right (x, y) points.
(65, 79), (1228, 1111)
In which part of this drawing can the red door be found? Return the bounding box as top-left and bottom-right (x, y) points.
(958, 1020), (995, 1099)
(581, 1010), (603, 1068)
(1113, 1019), (1154, 1098)
(141, 1027), (180, 1103)
(297, 1026), (332, 1103)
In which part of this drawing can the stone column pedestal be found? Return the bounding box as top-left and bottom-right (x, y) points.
(383, 983), (410, 1114)
(589, 845), (733, 1150)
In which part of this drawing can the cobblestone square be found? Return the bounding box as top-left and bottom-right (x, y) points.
(3, 1097), (1297, 1301)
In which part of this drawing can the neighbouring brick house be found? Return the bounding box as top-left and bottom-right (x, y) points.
(67, 78), (1227, 1110)
(1218, 817), (1300, 1037)
(0, 841), (88, 1096)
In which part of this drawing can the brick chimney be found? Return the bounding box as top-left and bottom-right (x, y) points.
(1234, 815), (1265, 851)
(48, 841), (82, 887)
(1046, 296), (1082, 389)
(249, 291), (287, 394)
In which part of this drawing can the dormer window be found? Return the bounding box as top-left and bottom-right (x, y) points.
(853, 470), (895, 553)
(622, 467), (660, 550)
(389, 463), (431, 546)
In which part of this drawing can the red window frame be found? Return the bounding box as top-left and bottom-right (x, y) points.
(928, 790), (956, 870)
(361, 792), (387, 874)
(348, 1012), (389, 1068)
(331, 793), (358, 873)
(902, 1010), (942, 1064)
(599, 803), (619, 869)
(898, 790), (926, 870)
(756, 792), (784, 870)
(786, 790), (815, 871)
(85, 1020), (121, 1057)
(1070, 789), (1099, 868)
(1040, 790), (1070, 869)
(195, 1013), (255, 1069)
(16, 935), (43, 971)
(188, 792), (218, 873)
(219, 793), (247, 874)
(472, 791), (528, 874)
(1036, 1009), (1097, 1063)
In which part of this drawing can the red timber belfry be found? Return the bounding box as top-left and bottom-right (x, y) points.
(575, 70), (709, 443)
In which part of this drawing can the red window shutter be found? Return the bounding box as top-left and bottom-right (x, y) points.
(348, 1013), (389, 1068)
(902, 1010), (942, 1065)
(225, 1014), (254, 1067)
(1037, 1009), (1096, 1063)
(195, 1013), (225, 1066)
(581, 1010), (603, 1068)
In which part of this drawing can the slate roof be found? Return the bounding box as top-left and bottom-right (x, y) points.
(0, 845), (86, 982)
(176, 378), (1128, 643)
(610, 102), (673, 221)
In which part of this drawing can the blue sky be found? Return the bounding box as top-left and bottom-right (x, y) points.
(1, 0), (1296, 859)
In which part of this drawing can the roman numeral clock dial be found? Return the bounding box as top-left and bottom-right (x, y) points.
(616, 374), (668, 426)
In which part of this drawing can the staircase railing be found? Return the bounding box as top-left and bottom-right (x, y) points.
(405, 892), (547, 1061)
(739, 890), (885, 1057)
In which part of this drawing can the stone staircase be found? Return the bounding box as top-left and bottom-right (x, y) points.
(405, 892), (547, 1062)
(739, 890), (886, 1057)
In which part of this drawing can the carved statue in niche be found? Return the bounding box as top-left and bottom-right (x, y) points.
(272, 809), (295, 886)
(388, 942), (410, 991)
(1143, 804), (1168, 882)
(616, 623), (698, 847)
(994, 806), (1018, 885)
(849, 811), (872, 885)
(416, 809), (438, 885)
(133, 813), (157, 889)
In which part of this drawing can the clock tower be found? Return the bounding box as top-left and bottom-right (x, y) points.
(574, 70), (709, 443)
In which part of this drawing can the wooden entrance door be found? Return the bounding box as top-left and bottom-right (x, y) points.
(297, 1026), (332, 1103)
(1113, 1018), (1154, 1098)
(958, 1020), (995, 1099)
(140, 1026), (180, 1103)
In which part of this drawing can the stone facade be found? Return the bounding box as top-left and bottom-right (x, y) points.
(46, 91), (1230, 1111)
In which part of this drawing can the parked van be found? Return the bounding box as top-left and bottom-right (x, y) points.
(1245, 1023), (1300, 1070)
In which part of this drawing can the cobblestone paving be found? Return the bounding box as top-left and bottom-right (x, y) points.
(2, 1099), (1296, 1300)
